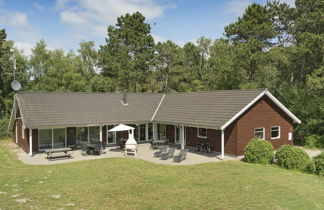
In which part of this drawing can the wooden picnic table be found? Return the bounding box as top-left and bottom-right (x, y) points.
(45, 148), (72, 159)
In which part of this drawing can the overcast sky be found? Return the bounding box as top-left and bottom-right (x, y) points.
(0, 0), (294, 56)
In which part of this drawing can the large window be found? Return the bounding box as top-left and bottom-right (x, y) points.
(39, 129), (52, 150)
(254, 128), (265, 140)
(271, 126), (280, 139)
(39, 128), (66, 150)
(148, 123), (153, 140)
(139, 124), (146, 141)
(53, 128), (66, 148)
(157, 124), (166, 140)
(198, 128), (207, 138)
(89, 126), (100, 143)
(76, 127), (88, 145)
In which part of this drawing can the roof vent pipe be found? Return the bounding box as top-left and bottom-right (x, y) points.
(122, 90), (128, 105)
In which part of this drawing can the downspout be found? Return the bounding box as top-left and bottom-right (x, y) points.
(29, 129), (33, 156)
(221, 129), (224, 160)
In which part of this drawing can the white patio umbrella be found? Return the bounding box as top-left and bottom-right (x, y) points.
(108, 124), (136, 144)
(108, 124), (137, 156)
(108, 124), (134, 132)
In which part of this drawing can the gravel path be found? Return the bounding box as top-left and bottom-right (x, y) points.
(298, 146), (323, 158)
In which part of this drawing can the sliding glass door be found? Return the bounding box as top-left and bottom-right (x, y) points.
(76, 127), (88, 146)
(39, 129), (52, 150)
(139, 124), (146, 141)
(53, 128), (66, 148)
(89, 126), (100, 143)
(39, 128), (66, 150)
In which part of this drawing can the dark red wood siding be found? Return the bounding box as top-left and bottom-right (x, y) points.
(185, 126), (221, 152)
(166, 125), (175, 143)
(234, 96), (294, 155)
(102, 126), (107, 144)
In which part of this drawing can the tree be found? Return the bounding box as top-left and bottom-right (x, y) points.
(225, 3), (277, 83)
(154, 40), (184, 92)
(78, 41), (98, 79)
(0, 29), (28, 117)
(29, 40), (90, 92)
(99, 12), (155, 92)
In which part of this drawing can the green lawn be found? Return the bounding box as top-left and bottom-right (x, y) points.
(0, 139), (324, 210)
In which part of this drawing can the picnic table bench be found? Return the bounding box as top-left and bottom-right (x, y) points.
(45, 148), (72, 159)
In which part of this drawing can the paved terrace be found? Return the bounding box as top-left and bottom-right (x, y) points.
(8, 142), (240, 165)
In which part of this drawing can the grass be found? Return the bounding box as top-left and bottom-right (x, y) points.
(0, 139), (324, 209)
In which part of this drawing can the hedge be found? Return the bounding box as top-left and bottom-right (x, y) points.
(313, 153), (324, 176)
(243, 138), (274, 164)
(0, 118), (12, 139)
(275, 145), (311, 171)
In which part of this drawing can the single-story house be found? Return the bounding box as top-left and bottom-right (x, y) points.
(8, 89), (301, 158)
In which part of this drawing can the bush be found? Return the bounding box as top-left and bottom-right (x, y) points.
(313, 153), (324, 176)
(275, 145), (311, 171)
(305, 135), (324, 148)
(0, 118), (12, 139)
(243, 138), (274, 164)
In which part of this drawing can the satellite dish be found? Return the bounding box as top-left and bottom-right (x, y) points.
(11, 80), (21, 91)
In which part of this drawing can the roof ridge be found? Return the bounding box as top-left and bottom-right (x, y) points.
(165, 88), (266, 95)
(16, 88), (266, 95)
(16, 91), (164, 95)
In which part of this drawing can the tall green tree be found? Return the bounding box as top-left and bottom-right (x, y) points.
(99, 12), (155, 92)
(154, 40), (184, 92)
(78, 41), (98, 79)
(225, 3), (277, 83)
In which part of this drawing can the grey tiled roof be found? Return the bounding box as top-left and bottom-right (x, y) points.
(16, 92), (163, 129)
(14, 89), (265, 129)
(153, 89), (265, 129)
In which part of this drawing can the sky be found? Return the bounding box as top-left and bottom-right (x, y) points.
(0, 0), (295, 56)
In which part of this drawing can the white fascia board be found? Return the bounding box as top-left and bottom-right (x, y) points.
(220, 89), (301, 130)
(220, 91), (266, 130)
(151, 94), (165, 121)
(8, 99), (16, 130)
(265, 90), (301, 124)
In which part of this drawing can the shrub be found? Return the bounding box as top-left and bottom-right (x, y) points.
(305, 135), (324, 148)
(275, 145), (311, 171)
(313, 153), (324, 176)
(243, 138), (274, 164)
(0, 118), (12, 139)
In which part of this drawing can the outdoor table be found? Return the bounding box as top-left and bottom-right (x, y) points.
(83, 142), (101, 155)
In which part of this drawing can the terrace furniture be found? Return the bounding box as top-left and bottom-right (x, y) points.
(119, 138), (127, 149)
(151, 139), (168, 149)
(154, 145), (168, 157)
(173, 149), (188, 162)
(45, 148), (72, 159)
(81, 144), (88, 156)
(81, 142), (102, 155)
(160, 147), (176, 160)
(101, 143), (107, 154)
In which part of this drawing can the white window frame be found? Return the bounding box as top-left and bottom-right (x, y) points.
(197, 127), (207, 138)
(270, 126), (280, 139)
(254, 127), (265, 140)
